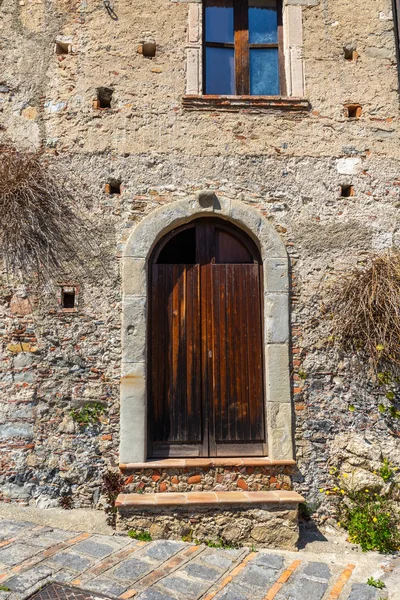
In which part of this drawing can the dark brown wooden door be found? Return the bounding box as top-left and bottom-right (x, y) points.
(149, 219), (266, 458)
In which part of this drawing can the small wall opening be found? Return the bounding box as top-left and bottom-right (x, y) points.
(340, 185), (355, 198)
(344, 103), (362, 119)
(55, 41), (72, 55)
(62, 288), (76, 308)
(105, 179), (121, 195)
(94, 87), (114, 109)
(343, 45), (358, 61)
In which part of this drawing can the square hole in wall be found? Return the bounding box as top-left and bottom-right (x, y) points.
(105, 179), (121, 195)
(344, 103), (362, 119)
(340, 185), (355, 197)
(94, 87), (114, 109)
(55, 41), (72, 55)
(343, 45), (358, 61)
(60, 286), (77, 309)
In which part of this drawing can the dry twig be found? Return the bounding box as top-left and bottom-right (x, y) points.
(0, 145), (104, 285)
(327, 251), (400, 370)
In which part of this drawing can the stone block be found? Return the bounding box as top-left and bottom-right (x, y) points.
(123, 258), (146, 297)
(267, 403), (294, 460)
(0, 423), (33, 440)
(264, 294), (289, 343)
(122, 297), (147, 363)
(264, 258), (289, 292)
(120, 362), (146, 464)
(265, 344), (291, 403)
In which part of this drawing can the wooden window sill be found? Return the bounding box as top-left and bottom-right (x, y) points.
(182, 95), (310, 113)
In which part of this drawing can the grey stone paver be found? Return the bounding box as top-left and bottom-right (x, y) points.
(72, 539), (118, 559)
(144, 541), (185, 562)
(0, 543), (42, 566)
(83, 577), (128, 597)
(347, 583), (380, 600)
(112, 557), (151, 580)
(46, 552), (93, 572)
(136, 589), (178, 600)
(0, 520), (36, 540)
(24, 528), (76, 548)
(2, 566), (54, 594)
(275, 561), (331, 600)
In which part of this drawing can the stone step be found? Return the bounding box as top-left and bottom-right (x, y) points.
(116, 490), (304, 508)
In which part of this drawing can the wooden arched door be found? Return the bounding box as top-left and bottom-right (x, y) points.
(149, 218), (266, 458)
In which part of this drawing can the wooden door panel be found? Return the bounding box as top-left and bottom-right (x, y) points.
(211, 264), (265, 454)
(150, 264), (203, 455)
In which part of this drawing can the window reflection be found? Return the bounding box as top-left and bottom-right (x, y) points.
(205, 1), (234, 43)
(206, 47), (235, 95)
(250, 48), (279, 95)
(249, 0), (278, 44)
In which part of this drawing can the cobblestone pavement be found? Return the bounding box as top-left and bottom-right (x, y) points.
(0, 516), (398, 600)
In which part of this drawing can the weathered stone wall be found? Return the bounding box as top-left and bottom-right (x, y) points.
(117, 504), (299, 549)
(0, 0), (399, 517)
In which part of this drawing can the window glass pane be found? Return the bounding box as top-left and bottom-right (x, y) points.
(205, 0), (234, 43)
(205, 47), (235, 94)
(249, 0), (278, 44)
(250, 48), (279, 95)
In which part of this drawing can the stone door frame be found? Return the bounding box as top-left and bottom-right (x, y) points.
(120, 196), (293, 464)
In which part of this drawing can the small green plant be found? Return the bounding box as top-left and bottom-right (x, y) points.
(298, 369), (307, 380)
(379, 458), (394, 483)
(128, 530), (152, 542)
(70, 402), (105, 427)
(321, 469), (400, 553)
(201, 538), (237, 549)
(182, 530), (193, 543)
(0, 585), (11, 592)
(367, 577), (385, 589)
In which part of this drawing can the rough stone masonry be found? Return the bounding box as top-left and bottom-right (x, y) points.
(0, 0), (400, 527)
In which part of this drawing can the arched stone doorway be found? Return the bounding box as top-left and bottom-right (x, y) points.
(120, 197), (293, 465)
(149, 217), (266, 458)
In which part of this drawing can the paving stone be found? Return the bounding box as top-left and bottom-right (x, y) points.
(137, 589), (179, 600)
(145, 541), (185, 562)
(4, 566), (53, 592)
(214, 582), (253, 600)
(0, 543), (41, 565)
(181, 562), (220, 580)
(275, 577), (328, 600)
(236, 564), (278, 588)
(49, 552), (92, 572)
(202, 552), (232, 570)
(72, 540), (116, 559)
(25, 528), (75, 548)
(0, 520), (36, 539)
(51, 570), (77, 583)
(252, 554), (284, 570)
(84, 577), (128, 597)
(161, 574), (207, 598)
(113, 557), (150, 580)
(347, 583), (380, 600)
(302, 562), (331, 580)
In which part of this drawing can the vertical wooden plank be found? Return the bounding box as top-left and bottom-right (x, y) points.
(234, 0), (250, 95)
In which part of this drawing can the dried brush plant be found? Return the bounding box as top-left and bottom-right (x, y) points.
(0, 145), (104, 286)
(327, 251), (400, 370)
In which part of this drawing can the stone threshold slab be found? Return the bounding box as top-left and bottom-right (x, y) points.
(116, 490), (304, 507)
(119, 457), (296, 470)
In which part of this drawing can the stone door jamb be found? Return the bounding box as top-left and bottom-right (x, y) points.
(120, 197), (293, 464)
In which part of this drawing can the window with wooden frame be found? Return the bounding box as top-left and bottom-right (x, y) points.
(204, 0), (285, 96)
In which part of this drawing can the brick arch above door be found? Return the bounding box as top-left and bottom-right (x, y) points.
(120, 196), (293, 464)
